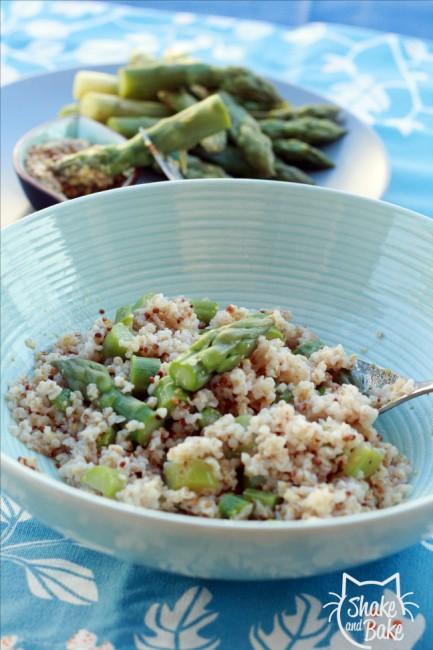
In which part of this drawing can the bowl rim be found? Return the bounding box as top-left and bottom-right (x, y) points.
(2, 178), (433, 532)
(12, 114), (138, 204)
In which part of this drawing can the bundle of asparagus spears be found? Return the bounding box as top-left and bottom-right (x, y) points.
(54, 53), (347, 193)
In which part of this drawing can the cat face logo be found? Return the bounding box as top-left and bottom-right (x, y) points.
(323, 573), (419, 649)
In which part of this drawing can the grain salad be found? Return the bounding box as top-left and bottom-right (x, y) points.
(7, 293), (412, 521)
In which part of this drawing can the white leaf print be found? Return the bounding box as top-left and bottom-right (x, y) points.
(421, 536), (433, 552)
(66, 629), (115, 650)
(24, 558), (98, 605)
(250, 594), (330, 650)
(0, 496), (31, 524)
(135, 586), (219, 650)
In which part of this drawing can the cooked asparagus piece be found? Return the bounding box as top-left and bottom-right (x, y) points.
(50, 388), (72, 412)
(153, 376), (189, 413)
(80, 92), (170, 123)
(294, 339), (324, 357)
(198, 145), (254, 177)
(219, 493), (253, 519)
(343, 444), (384, 479)
(53, 358), (160, 444)
(221, 67), (282, 107)
(53, 94), (231, 192)
(164, 459), (220, 493)
(73, 71), (118, 100)
(107, 115), (159, 137)
(243, 488), (279, 509)
(274, 160), (315, 185)
(199, 407), (222, 428)
(96, 426), (116, 449)
(103, 322), (135, 360)
(53, 358), (113, 394)
(119, 62), (222, 99)
(129, 356), (161, 392)
(191, 298), (219, 324)
(260, 117), (347, 144)
(253, 103), (340, 121)
(219, 91), (274, 177)
(183, 155), (229, 179)
(81, 466), (125, 498)
(115, 305), (134, 328)
(273, 139), (334, 169)
(159, 89), (227, 153)
(169, 314), (275, 392)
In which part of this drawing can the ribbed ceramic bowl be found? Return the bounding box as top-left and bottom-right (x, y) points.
(2, 180), (433, 580)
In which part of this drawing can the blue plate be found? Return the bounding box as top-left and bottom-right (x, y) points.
(1, 65), (390, 225)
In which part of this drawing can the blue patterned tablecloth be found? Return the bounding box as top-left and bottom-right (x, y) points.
(1, 2), (432, 649)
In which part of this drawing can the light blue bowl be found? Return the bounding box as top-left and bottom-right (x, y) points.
(2, 180), (432, 580)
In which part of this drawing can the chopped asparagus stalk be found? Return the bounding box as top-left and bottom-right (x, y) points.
(73, 70), (118, 100)
(273, 139), (334, 170)
(199, 407), (222, 428)
(119, 62), (223, 99)
(344, 444), (384, 479)
(169, 314), (275, 392)
(235, 414), (252, 428)
(266, 324), (284, 340)
(243, 474), (266, 489)
(133, 292), (156, 310)
(107, 115), (159, 137)
(96, 426), (116, 449)
(51, 388), (72, 412)
(218, 493), (253, 519)
(53, 95), (231, 192)
(317, 385), (327, 395)
(115, 305), (134, 328)
(81, 465), (125, 498)
(191, 298), (219, 324)
(80, 92), (170, 123)
(274, 160), (315, 185)
(129, 356), (161, 392)
(164, 459), (220, 494)
(294, 339), (324, 357)
(243, 488), (279, 509)
(98, 389), (160, 446)
(52, 358), (113, 394)
(276, 387), (294, 403)
(103, 322), (135, 360)
(59, 103), (79, 117)
(219, 91), (274, 177)
(154, 376), (189, 413)
(260, 117), (347, 144)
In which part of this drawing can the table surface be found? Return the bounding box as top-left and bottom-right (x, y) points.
(1, 2), (432, 649)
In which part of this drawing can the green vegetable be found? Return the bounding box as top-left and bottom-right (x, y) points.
(80, 92), (171, 123)
(96, 426), (116, 449)
(343, 444), (384, 479)
(199, 407), (222, 428)
(169, 314), (275, 392)
(274, 159), (315, 184)
(53, 95), (232, 191)
(98, 389), (160, 446)
(129, 356), (161, 392)
(219, 91), (275, 177)
(164, 459), (220, 493)
(273, 139), (334, 170)
(218, 493), (253, 519)
(81, 465), (125, 498)
(266, 324), (284, 340)
(191, 298), (219, 324)
(107, 115), (159, 137)
(243, 475), (266, 489)
(73, 70), (118, 100)
(260, 117), (347, 144)
(59, 103), (79, 117)
(133, 292), (155, 310)
(254, 103), (340, 121)
(276, 387), (294, 403)
(235, 414), (252, 428)
(115, 305), (134, 328)
(220, 66), (282, 107)
(103, 322), (135, 359)
(153, 376), (189, 413)
(294, 339), (324, 357)
(51, 388), (72, 412)
(198, 145), (254, 177)
(182, 156), (229, 179)
(52, 358), (113, 394)
(317, 385), (327, 395)
(243, 488), (279, 509)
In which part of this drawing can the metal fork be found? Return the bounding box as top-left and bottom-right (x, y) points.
(349, 359), (433, 414)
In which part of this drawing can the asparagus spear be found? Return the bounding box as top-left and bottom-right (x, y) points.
(80, 92), (171, 123)
(253, 103), (340, 121)
(274, 160), (315, 185)
(219, 91), (275, 177)
(129, 356), (161, 392)
(107, 116), (159, 138)
(98, 389), (160, 445)
(53, 94), (231, 192)
(183, 155), (229, 179)
(53, 358), (113, 394)
(159, 89), (227, 154)
(293, 339), (324, 357)
(260, 117), (347, 144)
(73, 71), (118, 100)
(119, 62), (281, 107)
(273, 139), (334, 170)
(199, 145), (255, 177)
(169, 314), (275, 392)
